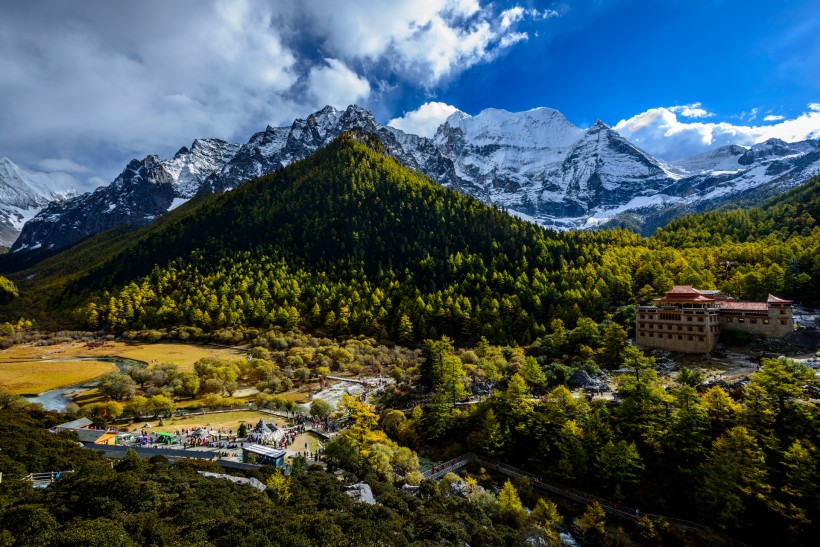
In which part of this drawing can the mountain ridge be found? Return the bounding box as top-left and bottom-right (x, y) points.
(9, 104), (820, 254)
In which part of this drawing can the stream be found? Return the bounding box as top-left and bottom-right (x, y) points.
(25, 357), (146, 411)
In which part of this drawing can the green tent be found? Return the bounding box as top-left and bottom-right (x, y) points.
(154, 432), (177, 444)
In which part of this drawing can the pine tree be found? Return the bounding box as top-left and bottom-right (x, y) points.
(397, 314), (414, 344)
(577, 501), (606, 538)
(699, 426), (770, 528)
(497, 480), (526, 526)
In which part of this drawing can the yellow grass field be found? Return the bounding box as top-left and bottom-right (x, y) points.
(0, 360), (117, 395)
(71, 388), (258, 409)
(0, 341), (245, 396)
(0, 341), (245, 371)
(135, 410), (291, 433)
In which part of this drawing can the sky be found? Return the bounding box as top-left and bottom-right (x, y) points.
(1, 0), (819, 192)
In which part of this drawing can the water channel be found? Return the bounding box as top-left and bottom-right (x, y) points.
(25, 357), (146, 411)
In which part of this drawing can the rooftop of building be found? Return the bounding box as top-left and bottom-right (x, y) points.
(655, 285), (717, 303)
(76, 429), (109, 443)
(53, 417), (93, 431)
(720, 302), (769, 311)
(646, 287), (793, 311)
(243, 444), (286, 458)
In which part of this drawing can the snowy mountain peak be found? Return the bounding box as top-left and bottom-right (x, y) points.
(11, 104), (820, 253)
(0, 157), (78, 247)
(673, 145), (747, 174)
(0, 157), (76, 204)
(738, 138), (807, 166)
(443, 110), (470, 125)
(339, 104), (378, 132)
(435, 105), (582, 151)
(305, 105), (341, 127)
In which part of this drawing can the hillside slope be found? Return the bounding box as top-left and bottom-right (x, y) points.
(65, 133), (591, 342)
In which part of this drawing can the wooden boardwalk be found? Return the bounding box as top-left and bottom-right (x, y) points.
(23, 470), (74, 486)
(425, 453), (748, 546)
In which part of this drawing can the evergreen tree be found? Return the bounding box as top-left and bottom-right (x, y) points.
(699, 426), (770, 527)
(497, 480), (526, 526)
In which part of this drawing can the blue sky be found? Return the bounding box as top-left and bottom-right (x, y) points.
(433, 0), (819, 128)
(1, 0), (818, 190)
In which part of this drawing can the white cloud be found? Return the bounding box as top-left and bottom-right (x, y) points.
(448, 0), (481, 17)
(740, 107), (759, 122)
(307, 59), (371, 109)
(0, 0), (302, 188)
(500, 7), (525, 29)
(301, 1), (556, 85)
(764, 114), (785, 122)
(614, 103), (820, 160)
(388, 101), (461, 137)
(668, 102), (713, 119)
(501, 6), (559, 28)
(38, 158), (91, 173)
(500, 32), (529, 48)
(0, 1), (560, 189)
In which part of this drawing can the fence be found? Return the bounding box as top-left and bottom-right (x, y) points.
(424, 453), (748, 546)
(422, 453), (472, 480)
(23, 470), (74, 485)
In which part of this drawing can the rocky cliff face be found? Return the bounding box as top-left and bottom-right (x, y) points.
(11, 104), (820, 252)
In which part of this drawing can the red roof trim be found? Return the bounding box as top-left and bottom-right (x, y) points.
(666, 285), (700, 294)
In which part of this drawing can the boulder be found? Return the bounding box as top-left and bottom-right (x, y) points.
(784, 327), (820, 350)
(449, 480), (484, 498)
(567, 370), (594, 388)
(342, 482), (376, 505)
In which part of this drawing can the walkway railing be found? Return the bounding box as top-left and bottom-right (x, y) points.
(425, 453), (748, 546)
(23, 470), (74, 485)
(422, 453), (472, 480)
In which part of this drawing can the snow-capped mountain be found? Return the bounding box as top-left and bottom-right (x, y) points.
(434, 109), (820, 230)
(11, 139), (240, 252)
(14, 105), (451, 253)
(431, 109), (681, 220)
(206, 105), (458, 193)
(0, 158), (76, 247)
(591, 137), (820, 231)
(11, 104), (820, 253)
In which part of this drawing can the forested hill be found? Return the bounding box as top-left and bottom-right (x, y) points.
(68, 132), (632, 342)
(74, 132), (568, 292)
(2, 134), (818, 340)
